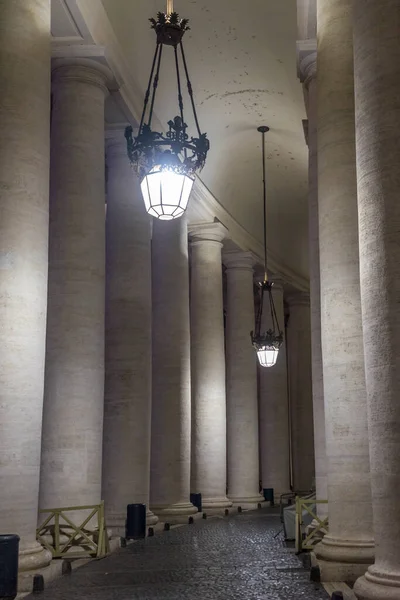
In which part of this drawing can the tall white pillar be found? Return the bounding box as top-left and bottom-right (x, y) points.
(353, 2), (400, 598)
(224, 251), (261, 508)
(315, 0), (374, 582)
(150, 217), (197, 523)
(189, 223), (231, 511)
(40, 59), (110, 509)
(286, 292), (315, 492)
(102, 129), (157, 534)
(300, 50), (328, 515)
(259, 281), (291, 501)
(0, 0), (52, 586)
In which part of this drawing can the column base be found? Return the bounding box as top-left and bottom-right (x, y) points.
(199, 496), (233, 516)
(354, 566), (400, 600)
(151, 501), (198, 524)
(315, 535), (374, 584)
(18, 541), (52, 594)
(146, 509), (158, 526)
(229, 494), (264, 510)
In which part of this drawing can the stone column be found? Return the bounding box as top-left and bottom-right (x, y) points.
(301, 51), (328, 516)
(352, 2), (400, 598)
(0, 0), (52, 587)
(102, 129), (157, 534)
(189, 223), (231, 511)
(40, 59), (110, 510)
(224, 251), (261, 509)
(259, 281), (291, 500)
(315, 0), (374, 582)
(150, 217), (197, 523)
(286, 293), (315, 492)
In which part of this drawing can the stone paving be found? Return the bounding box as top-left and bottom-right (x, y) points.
(28, 509), (328, 600)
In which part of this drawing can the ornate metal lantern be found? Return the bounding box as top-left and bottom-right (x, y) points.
(251, 126), (283, 368)
(125, 1), (209, 220)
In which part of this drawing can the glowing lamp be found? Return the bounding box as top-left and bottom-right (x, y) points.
(141, 166), (194, 220)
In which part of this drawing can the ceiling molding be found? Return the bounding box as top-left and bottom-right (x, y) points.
(51, 0), (94, 45)
(191, 178), (309, 292)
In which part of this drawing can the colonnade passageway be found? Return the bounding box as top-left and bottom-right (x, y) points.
(26, 510), (327, 600)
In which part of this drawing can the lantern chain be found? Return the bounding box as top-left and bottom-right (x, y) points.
(148, 43), (164, 128)
(180, 41), (202, 138)
(139, 42), (161, 133)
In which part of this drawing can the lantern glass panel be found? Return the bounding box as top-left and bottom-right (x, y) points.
(257, 347), (279, 368)
(140, 166), (194, 220)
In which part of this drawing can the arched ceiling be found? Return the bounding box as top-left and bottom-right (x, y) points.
(100, 0), (309, 281)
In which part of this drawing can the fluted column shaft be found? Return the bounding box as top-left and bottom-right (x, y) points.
(102, 130), (156, 533)
(259, 282), (291, 500)
(40, 60), (110, 509)
(315, 0), (374, 582)
(0, 0), (52, 585)
(353, 2), (400, 599)
(286, 293), (315, 492)
(224, 252), (261, 508)
(302, 52), (327, 515)
(190, 223), (231, 510)
(150, 217), (197, 522)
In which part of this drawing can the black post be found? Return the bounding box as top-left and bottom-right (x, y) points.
(0, 534), (20, 600)
(190, 493), (202, 512)
(126, 504), (146, 540)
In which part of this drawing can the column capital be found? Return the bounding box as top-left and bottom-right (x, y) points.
(52, 58), (112, 95)
(299, 50), (317, 89)
(286, 291), (310, 307)
(189, 222), (229, 246)
(105, 126), (131, 160)
(223, 250), (256, 272)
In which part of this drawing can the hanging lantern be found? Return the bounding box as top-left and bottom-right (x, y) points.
(125, 2), (209, 220)
(251, 281), (283, 368)
(250, 126), (283, 368)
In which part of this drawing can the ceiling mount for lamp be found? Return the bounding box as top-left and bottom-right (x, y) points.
(250, 126), (283, 368)
(125, 0), (210, 220)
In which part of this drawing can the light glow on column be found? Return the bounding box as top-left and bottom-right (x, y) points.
(140, 165), (194, 220)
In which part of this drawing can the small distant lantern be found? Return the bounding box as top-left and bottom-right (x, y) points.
(250, 127), (283, 368)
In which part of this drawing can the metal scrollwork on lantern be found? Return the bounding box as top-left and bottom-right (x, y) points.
(125, 4), (210, 220)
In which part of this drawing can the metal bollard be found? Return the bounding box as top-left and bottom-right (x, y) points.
(126, 504), (146, 540)
(263, 488), (274, 506)
(190, 493), (202, 512)
(0, 534), (20, 600)
(32, 574), (44, 594)
(331, 593), (344, 600)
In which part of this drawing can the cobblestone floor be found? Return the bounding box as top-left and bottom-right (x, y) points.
(29, 509), (328, 600)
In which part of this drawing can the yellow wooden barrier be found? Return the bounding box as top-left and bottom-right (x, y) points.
(295, 497), (328, 554)
(37, 502), (109, 559)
